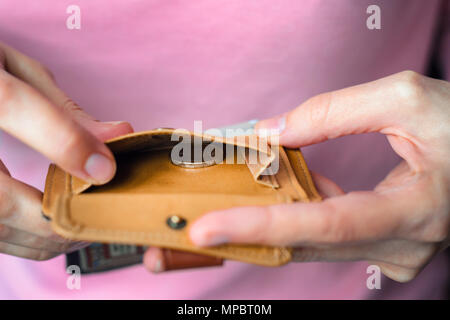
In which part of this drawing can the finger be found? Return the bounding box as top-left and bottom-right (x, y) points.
(189, 188), (419, 247)
(144, 247), (224, 273)
(292, 240), (436, 269)
(0, 174), (83, 252)
(143, 247), (166, 273)
(0, 70), (116, 184)
(370, 261), (421, 283)
(0, 42), (65, 106)
(0, 241), (58, 261)
(78, 120), (134, 142)
(365, 240), (437, 270)
(0, 173), (69, 244)
(0, 42), (134, 142)
(255, 71), (425, 148)
(292, 245), (365, 263)
(310, 171), (345, 198)
(0, 224), (73, 253)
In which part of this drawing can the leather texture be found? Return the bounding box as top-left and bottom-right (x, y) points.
(42, 129), (321, 268)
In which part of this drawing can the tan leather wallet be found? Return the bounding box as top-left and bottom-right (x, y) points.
(42, 129), (320, 270)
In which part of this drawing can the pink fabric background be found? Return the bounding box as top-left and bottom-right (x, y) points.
(0, 0), (448, 299)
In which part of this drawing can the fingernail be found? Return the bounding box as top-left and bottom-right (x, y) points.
(147, 251), (165, 273)
(153, 259), (163, 273)
(255, 115), (286, 137)
(84, 153), (116, 184)
(205, 235), (228, 246)
(102, 121), (127, 126)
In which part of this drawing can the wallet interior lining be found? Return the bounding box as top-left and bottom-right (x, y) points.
(71, 130), (279, 194)
(84, 148), (280, 196)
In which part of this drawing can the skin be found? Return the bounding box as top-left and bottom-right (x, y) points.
(0, 42), (133, 260)
(147, 71), (450, 283)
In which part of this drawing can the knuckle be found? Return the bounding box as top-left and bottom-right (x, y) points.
(254, 207), (276, 244)
(330, 220), (355, 243)
(313, 208), (336, 242)
(58, 129), (90, 160)
(318, 203), (355, 243)
(61, 98), (83, 113)
(306, 93), (333, 130)
(393, 70), (428, 110)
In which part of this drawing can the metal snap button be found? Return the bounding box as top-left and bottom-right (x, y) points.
(166, 215), (187, 230)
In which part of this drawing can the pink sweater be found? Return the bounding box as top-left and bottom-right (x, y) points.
(0, 0), (448, 299)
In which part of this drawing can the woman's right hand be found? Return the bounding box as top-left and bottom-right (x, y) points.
(0, 42), (133, 260)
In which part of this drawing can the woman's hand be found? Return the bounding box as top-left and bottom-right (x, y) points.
(0, 42), (133, 260)
(188, 71), (450, 282)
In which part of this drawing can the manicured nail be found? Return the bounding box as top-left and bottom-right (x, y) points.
(84, 153), (116, 184)
(255, 115), (286, 137)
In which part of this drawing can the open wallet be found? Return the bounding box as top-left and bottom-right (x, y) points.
(42, 127), (321, 273)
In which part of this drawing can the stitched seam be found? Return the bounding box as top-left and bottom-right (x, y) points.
(43, 165), (56, 209)
(280, 148), (305, 200)
(58, 197), (290, 263)
(293, 151), (320, 199)
(294, 151), (311, 189)
(79, 227), (290, 261)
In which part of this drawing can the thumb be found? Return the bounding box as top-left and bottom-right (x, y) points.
(80, 121), (134, 142)
(68, 114), (134, 142)
(255, 71), (419, 148)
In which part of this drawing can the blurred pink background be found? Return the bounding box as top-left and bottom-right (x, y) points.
(0, 0), (448, 299)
